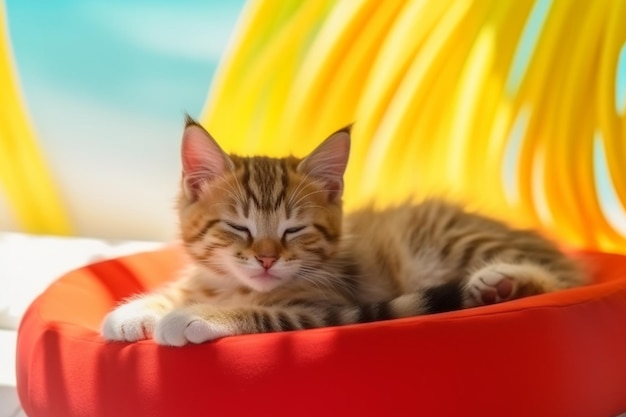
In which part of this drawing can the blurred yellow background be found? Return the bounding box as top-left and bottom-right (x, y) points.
(2, 0), (626, 254)
(202, 0), (626, 254)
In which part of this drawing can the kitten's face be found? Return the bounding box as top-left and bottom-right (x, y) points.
(177, 119), (350, 292)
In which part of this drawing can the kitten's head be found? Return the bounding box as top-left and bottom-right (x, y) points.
(177, 117), (350, 292)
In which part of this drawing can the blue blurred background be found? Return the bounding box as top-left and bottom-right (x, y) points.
(2, 0), (245, 240)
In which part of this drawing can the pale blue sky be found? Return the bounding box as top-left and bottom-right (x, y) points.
(3, 1), (246, 239)
(6, 0), (245, 123)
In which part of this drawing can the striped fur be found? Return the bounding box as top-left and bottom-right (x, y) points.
(101, 118), (587, 346)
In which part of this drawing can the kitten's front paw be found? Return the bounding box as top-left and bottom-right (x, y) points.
(101, 300), (162, 342)
(154, 310), (233, 346)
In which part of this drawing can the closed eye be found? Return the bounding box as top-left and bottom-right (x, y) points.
(284, 226), (306, 235)
(225, 222), (250, 234)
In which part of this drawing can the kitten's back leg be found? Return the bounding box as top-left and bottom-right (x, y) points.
(463, 262), (582, 308)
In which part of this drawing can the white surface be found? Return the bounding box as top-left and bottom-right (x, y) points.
(0, 385), (21, 417)
(0, 331), (16, 387)
(0, 331), (19, 417)
(0, 232), (165, 416)
(0, 232), (164, 329)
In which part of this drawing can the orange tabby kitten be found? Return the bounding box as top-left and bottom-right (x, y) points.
(102, 117), (586, 346)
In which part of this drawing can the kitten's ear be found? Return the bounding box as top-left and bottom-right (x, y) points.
(297, 126), (351, 203)
(181, 116), (234, 200)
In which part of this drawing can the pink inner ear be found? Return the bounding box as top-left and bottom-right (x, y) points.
(298, 130), (351, 202)
(181, 124), (230, 198)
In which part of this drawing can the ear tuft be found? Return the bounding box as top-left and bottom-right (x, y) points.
(184, 113), (198, 128)
(181, 120), (233, 200)
(297, 127), (351, 202)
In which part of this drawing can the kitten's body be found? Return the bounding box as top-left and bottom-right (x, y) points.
(102, 119), (586, 346)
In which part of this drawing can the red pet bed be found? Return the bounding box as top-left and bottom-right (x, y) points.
(16, 245), (626, 417)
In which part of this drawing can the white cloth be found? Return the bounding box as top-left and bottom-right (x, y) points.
(0, 232), (163, 330)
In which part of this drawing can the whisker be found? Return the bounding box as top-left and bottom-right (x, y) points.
(287, 160), (344, 210)
(291, 203), (333, 216)
(211, 183), (245, 206)
(208, 202), (240, 211)
(295, 264), (357, 297)
(287, 168), (314, 210)
(291, 188), (337, 210)
(229, 166), (247, 204)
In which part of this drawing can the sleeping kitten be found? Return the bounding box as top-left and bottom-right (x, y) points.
(101, 117), (587, 346)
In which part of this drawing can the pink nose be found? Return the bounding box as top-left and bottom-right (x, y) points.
(256, 256), (277, 269)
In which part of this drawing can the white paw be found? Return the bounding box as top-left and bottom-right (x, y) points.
(101, 300), (163, 342)
(154, 310), (232, 346)
(467, 267), (516, 307)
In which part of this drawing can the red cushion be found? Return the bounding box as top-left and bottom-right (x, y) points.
(16, 246), (626, 417)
